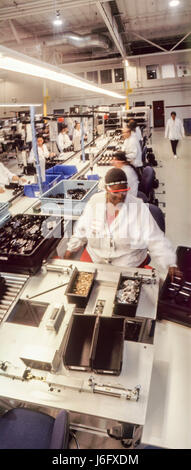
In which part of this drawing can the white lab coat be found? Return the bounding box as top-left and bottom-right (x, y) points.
(135, 126), (143, 142)
(165, 117), (185, 140)
(121, 165), (139, 197)
(28, 144), (49, 182)
(67, 191), (176, 270)
(0, 162), (16, 187)
(73, 128), (81, 151)
(122, 134), (142, 167)
(57, 132), (71, 152)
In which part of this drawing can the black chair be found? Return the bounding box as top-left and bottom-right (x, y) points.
(0, 408), (69, 449)
(137, 191), (149, 203)
(149, 204), (165, 233)
(139, 166), (155, 199)
(142, 146), (147, 165)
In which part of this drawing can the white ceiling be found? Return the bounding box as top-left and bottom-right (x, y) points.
(0, 0), (190, 62)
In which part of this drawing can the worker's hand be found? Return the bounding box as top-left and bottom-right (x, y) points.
(64, 250), (73, 260)
(0, 186), (5, 193)
(20, 177), (27, 183)
(168, 266), (183, 282)
(12, 175), (19, 182)
(50, 152), (55, 157)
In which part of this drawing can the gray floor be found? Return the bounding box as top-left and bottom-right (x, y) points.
(3, 129), (191, 449)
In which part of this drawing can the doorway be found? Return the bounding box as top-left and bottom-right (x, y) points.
(153, 101), (165, 127)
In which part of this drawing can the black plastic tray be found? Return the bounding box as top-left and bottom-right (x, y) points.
(158, 246), (191, 327)
(65, 267), (96, 308)
(91, 317), (125, 375)
(0, 214), (64, 274)
(63, 315), (125, 375)
(113, 275), (142, 317)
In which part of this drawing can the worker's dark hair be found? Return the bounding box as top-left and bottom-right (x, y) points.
(74, 122), (80, 128)
(105, 168), (127, 185)
(128, 120), (137, 130)
(61, 124), (68, 130)
(113, 151), (127, 162)
(171, 111), (176, 116)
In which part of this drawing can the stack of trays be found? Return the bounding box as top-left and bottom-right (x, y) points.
(0, 214), (64, 274)
(158, 246), (191, 326)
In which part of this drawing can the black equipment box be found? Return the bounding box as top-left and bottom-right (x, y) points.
(0, 214), (64, 274)
(158, 246), (191, 327)
(63, 314), (125, 376)
(65, 267), (96, 308)
(113, 275), (142, 317)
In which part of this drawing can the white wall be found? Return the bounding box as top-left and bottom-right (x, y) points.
(0, 50), (191, 123)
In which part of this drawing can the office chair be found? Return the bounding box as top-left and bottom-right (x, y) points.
(149, 204), (165, 233)
(0, 408), (69, 449)
(142, 146), (147, 165)
(139, 166), (155, 199)
(137, 191), (149, 203)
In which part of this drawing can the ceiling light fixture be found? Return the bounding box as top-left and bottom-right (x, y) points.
(0, 103), (42, 107)
(0, 46), (125, 100)
(53, 11), (63, 26)
(169, 0), (180, 7)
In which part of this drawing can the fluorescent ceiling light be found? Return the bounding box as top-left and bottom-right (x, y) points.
(124, 60), (129, 67)
(0, 103), (42, 107)
(53, 10), (63, 26)
(53, 18), (63, 26)
(0, 46), (125, 100)
(169, 0), (180, 7)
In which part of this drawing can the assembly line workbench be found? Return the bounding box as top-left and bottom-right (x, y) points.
(0, 259), (159, 444)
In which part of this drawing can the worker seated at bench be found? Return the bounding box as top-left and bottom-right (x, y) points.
(0, 162), (26, 193)
(64, 167), (180, 281)
(28, 136), (55, 182)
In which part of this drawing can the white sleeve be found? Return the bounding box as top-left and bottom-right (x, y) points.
(57, 134), (63, 152)
(181, 120), (185, 138)
(67, 202), (92, 252)
(28, 148), (34, 163)
(142, 205), (177, 270)
(2, 164), (16, 182)
(43, 144), (50, 158)
(165, 120), (169, 138)
(126, 142), (137, 163)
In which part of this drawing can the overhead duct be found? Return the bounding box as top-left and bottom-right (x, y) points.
(45, 32), (112, 50)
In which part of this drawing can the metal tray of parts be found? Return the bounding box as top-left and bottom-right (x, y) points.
(113, 275), (142, 317)
(41, 179), (98, 216)
(158, 246), (191, 327)
(0, 214), (64, 274)
(65, 267), (96, 308)
(63, 314), (125, 375)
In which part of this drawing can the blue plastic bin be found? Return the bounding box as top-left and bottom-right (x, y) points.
(24, 175), (60, 198)
(87, 174), (100, 180)
(46, 165), (77, 181)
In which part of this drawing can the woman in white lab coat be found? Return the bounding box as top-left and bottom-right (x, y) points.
(57, 124), (71, 152)
(72, 122), (81, 152)
(111, 151), (139, 197)
(122, 127), (143, 168)
(64, 168), (179, 280)
(28, 136), (50, 181)
(129, 119), (143, 147)
(165, 111), (185, 159)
